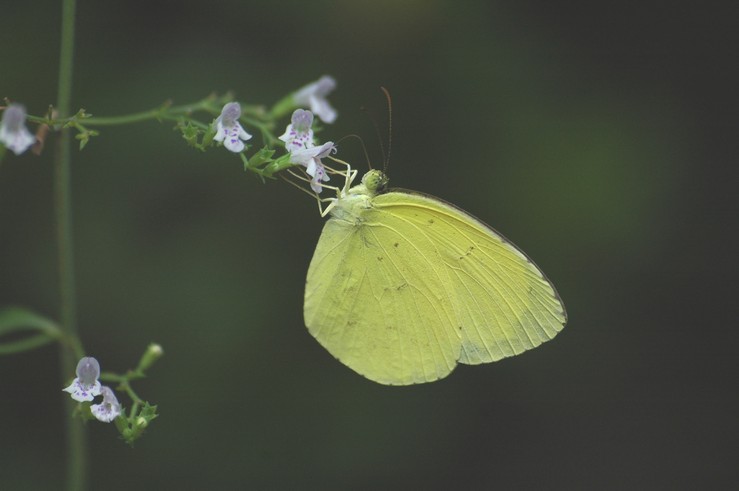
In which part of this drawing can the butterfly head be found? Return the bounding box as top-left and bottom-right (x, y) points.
(362, 169), (389, 196)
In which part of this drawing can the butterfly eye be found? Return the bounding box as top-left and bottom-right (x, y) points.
(376, 173), (389, 193)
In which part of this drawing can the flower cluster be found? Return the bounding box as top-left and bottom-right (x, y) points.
(2, 76), (338, 162)
(63, 356), (122, 423)
(279, 109), (336, 193)
(4, 77), (341, 203)
(212, 75), (337, 158)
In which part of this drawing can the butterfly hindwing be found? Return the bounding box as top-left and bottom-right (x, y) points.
(305, 209), (461, 385)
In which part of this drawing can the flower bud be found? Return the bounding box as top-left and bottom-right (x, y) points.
(137, 343), (164, 372)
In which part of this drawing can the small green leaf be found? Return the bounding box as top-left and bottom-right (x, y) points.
(200, 122), (216, 147)
(121, 402), (159, 446)
(179, 121), (200, 148)
(246, 146), (276, 170)
(74, 129), (99, 150)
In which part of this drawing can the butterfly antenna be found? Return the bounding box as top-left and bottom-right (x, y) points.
(360, 104), (385, 170)
(380, 86), (392, 174)
(336, 134), (372, 171)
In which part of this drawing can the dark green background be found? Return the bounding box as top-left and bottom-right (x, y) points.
(1, 1), (736, 489)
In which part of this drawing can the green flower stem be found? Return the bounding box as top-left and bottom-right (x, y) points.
(83, 99), (217, 126)
(239, 104), (268, 117)
(257, 154), (294, 177)
(24, 97), (226, 128)
(242, 116), (277, 147)
(268, 94), (297, 120)
(100, 371), (145, 404)
(100, 370), (145, 383)
(55, 1), (87, 490)
(24, 96), (290, 154)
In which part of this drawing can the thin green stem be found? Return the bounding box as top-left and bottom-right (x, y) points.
(84, 100), (214, 126)
(56, 1), (86, 490)
(99, 371), (145, 405)
(24, 97), (225, 129)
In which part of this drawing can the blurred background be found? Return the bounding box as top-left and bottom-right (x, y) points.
(1, 0), (736, 489)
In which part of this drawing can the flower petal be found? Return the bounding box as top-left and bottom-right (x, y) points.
(63, 378), (102, 402)
(0, 104), (36, 155)
(293, 76), (337, 124)
(75, 357), (101, 385)
(213, 119), (251, 153)
(91, 386), (122, 423)
(309, 95), (337, 124)
(310, 162), (331, 193)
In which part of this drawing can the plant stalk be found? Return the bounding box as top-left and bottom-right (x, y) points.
(56, 0), (87, 490)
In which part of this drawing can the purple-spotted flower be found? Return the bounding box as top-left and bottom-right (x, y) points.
(63, 357), (102, 402)
(278, 109), (314, 151)
(91, 386), (122, 423)
(0, 104), (35, 155)
(293, 76), (337, 124)
(213, 102), (252, 153)
(290, 141), (336, 193)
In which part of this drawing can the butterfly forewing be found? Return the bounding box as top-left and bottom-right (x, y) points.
(373, 192), (567, 366)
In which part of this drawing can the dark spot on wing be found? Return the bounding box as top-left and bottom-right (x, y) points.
(393, 242), (399, 248)
(458, 245), (476, 260)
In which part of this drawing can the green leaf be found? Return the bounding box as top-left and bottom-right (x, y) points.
(246, 146), (276, 171)
(121, 402), (159, 446)
(74, 129), (99, 150)
(179, 121), (201, 147)
(200, 122), (216, 148)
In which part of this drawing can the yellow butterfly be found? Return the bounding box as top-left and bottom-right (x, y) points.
(304, 167), (567, 385)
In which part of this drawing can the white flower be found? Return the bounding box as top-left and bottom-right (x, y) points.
(213, 102), (252, 153)
(0, 104), (35, 155)
(278, 109), (314, 151)
(91, 386), (122, 423)
(290, 141), (336, 193)
(293, 76), (337, 124)
(63, 357), (102, 402)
